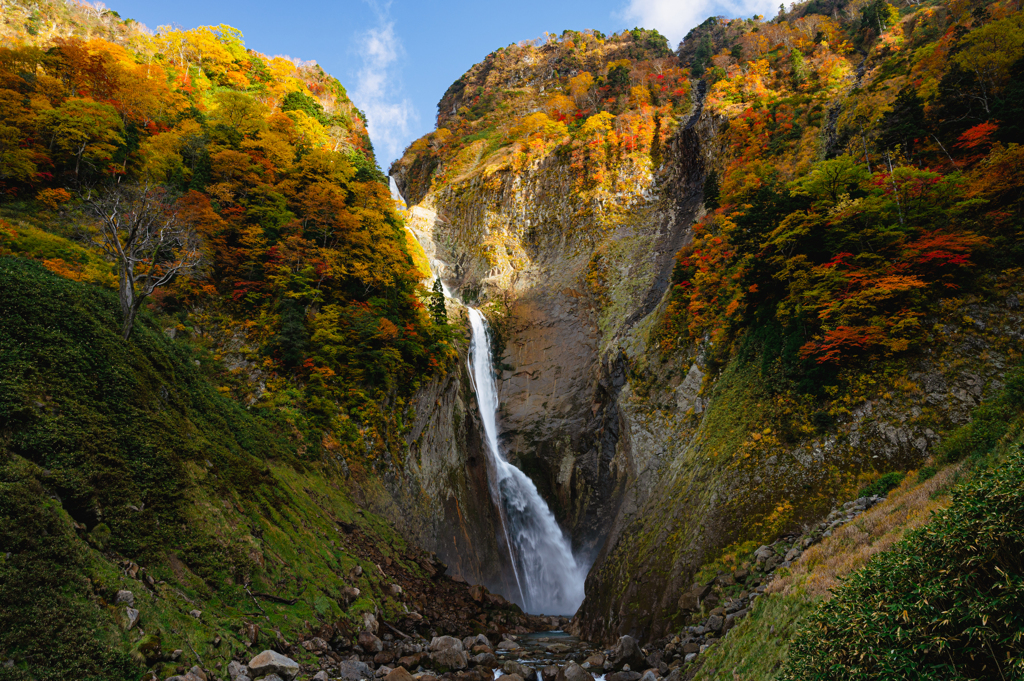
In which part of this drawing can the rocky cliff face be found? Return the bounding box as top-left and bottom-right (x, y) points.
(386, 19), (1023, 646)
(358, 340), (525, 599)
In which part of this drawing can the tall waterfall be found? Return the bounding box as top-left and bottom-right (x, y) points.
(466, 308), (586, 616)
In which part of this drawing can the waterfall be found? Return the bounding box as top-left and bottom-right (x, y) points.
(466, 308), (586, 616)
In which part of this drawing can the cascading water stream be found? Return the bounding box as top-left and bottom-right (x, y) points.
(466, 307), (586, 616)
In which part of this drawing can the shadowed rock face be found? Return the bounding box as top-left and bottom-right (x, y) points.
(359, 353), (521, 600)
(387, 87), (717, 615)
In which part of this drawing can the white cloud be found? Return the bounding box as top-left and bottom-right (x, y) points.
(350, 2), (416, 168)
(621, 0), (782, 47)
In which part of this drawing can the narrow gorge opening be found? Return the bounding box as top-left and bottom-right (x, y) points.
(466, 307), (587, 616)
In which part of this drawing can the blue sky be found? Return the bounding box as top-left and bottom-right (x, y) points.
(106, 0), (776, 168)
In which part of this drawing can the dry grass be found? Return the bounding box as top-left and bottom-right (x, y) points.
(767, 462), (961, 598)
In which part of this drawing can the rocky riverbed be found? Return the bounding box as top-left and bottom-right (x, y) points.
(152, 495), (888, 681)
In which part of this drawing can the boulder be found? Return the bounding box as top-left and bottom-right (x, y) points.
(247, 650), (300, 680)
(503, 675), (525, 681)
(726, 609), (749, 627)
(254, 675), (283, 681)
(188, 667), (208, 681)
(302, 637), (331, 655)
(384, 666), (416, 681)
(583, 654), (605, 667)
(541, 666), (559, 681)
(753, 545), (774, 563)
(336, 659), (374, 681)
(314, 673), (330, 681)
(676, 584), (711, 612)
(557, 662), (594, 681)
(398, 653), (426, 668)
(115, 590), (134, 606)
(639, 671), (658, 681)
(503, 660), (532, 678)
(547, 643), (571, 654)
(497, 639), (520, 651)
(608, 636), (645, 671)
(706, 615), (724, 633)
(472, 653), (497, 667)
(784, 548), (801, 562)
(124, 607), (140, 630)
(468, 585), (487, 602)
(388, 584), (403, 597)
(467, 634), (490, 649)
(228, 661), (248, 681)
(362, 612), (379, 634)
(606, 673), (641, 681)
(375, 651), (396, 665)
(375, 667), (393, 679)
(359, 631), (384, 653)
(428, 636), (467, 670)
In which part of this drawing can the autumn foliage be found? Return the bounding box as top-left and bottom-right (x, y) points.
(659, 0), (1023, 375)
(0, 0), (451, 460)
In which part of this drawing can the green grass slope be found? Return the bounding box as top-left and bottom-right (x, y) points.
(0, 257), (518, 681)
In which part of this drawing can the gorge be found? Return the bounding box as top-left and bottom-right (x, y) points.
(1, 0), (1024, 679)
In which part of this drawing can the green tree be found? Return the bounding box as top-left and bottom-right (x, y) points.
(38, 99), (124, 177)
(430, 278), (447, 325)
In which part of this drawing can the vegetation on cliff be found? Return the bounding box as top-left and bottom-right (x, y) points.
(0, 0), (457, 468)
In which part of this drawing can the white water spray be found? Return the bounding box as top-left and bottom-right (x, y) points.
(466, 308), (586, 616)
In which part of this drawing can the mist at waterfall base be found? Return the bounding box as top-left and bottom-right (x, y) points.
(466, 308), (587, 616)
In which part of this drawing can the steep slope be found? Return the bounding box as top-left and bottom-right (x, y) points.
(0, 257), (541, 681)
(391, 0), (1024, 645)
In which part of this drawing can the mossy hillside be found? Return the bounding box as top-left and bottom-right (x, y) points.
(574, 276), (1022, 644)
(675, 364), (1024, 680)
(0, 257), (474, 680)
(691, 593), (816, 681)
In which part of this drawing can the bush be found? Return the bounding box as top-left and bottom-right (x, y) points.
(856, 471), (905, 498)
(780, 449), (1024, 680)
(938, 365), (1024, 462)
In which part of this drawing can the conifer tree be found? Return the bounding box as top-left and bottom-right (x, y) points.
(430, 278), (447, 325)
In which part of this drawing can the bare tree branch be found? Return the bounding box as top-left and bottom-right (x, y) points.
(82, 183), (203, 340)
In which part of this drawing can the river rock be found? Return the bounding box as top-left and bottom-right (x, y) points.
(541, 666), (559, 681)
(503, 660), (532, 678)
(547, 643), (571, 654)
(398, 653), (426, 668)
(557, 661), (594, 681)
(384, 666), (415, 681)
(583, 653), (605, 667)
(608, 636), (645, 671)
(503, 675), (525, 681)
(639, 671), (658, 681)
(336, 659), (374, 681)
(247, 650), (300, 680)
(429, 636), (467, 670)
(606, 672), (641, 681)
(497, 639), (520, 651)
(472, 653), (497, 667)
(359, 631), (384, 653)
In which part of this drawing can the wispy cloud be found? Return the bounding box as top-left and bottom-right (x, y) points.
(350, 1), (416, 168)
(621, 0), (781, 46)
